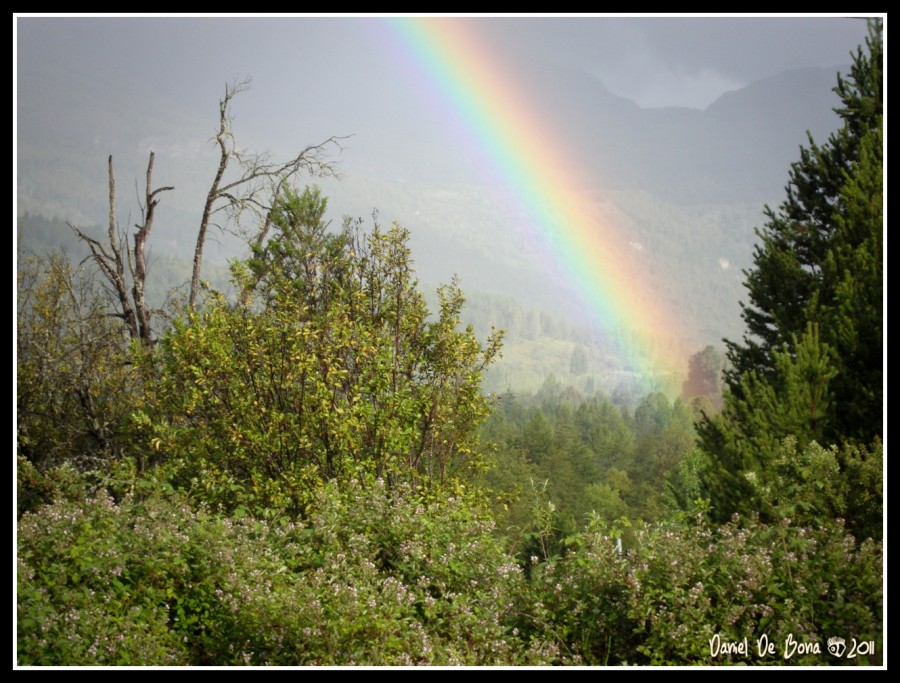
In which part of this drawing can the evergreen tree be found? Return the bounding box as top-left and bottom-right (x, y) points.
(699, 20), (883, 521)
(702, 324), (839, 517)
(721, 20), (882, 440)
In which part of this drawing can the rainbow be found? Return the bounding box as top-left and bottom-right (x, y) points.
(385, 17), (689, 389)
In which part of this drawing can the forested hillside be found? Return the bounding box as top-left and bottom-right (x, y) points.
(16, 27), (853, 360)
(16, 20), (882, 667)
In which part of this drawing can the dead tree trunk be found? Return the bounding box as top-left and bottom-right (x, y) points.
(69, 154), (172, 346)
(132, 152), (172, 344)
(188, 78), (346, 311)
(73, 81), (345, 330)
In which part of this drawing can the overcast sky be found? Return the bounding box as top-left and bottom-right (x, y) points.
(14, 14), (878, 229)
(13, 14), (881, 352)
(445, 16), (873, 108)
(16, 15), (872, 111)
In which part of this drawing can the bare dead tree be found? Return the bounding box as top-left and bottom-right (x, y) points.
(132, 152), (173, 342)
(189, 78), (347, 309)
(70, 79), (345, 338)
(69, 153), (173, 346)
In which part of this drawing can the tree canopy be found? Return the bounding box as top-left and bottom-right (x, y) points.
(698, 19), (883, 526)
(133, 186), (503, 518)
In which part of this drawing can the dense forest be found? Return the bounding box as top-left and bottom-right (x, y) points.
(16, 22), (882, 666)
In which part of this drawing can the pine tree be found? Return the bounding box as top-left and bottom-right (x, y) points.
(699, 20), (883, 521)
(702, 324), (839, 517)
(723, 20), (882, 429)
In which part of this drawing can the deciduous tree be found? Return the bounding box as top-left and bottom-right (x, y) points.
(136, 188), (503, 517)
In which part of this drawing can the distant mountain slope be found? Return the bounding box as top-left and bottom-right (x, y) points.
(16, 56), (848, 370)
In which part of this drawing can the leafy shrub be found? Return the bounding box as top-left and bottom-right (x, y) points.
(523, 514), (882, 665)
(17, 477), (562, 666)
(188, 479), (560, 665)
(135, 198), (502, 519)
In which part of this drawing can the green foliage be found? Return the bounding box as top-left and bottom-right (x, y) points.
(480, 391), (696, 545)
(523, 514), (882, 665)
(812, 117), (883, 441)
(834, 439), (883, 542)
(748, 437), (841, 523)
(242, 185), (343, 309)
(17, 447), (881, 666)
(229, 479), (557, 666)
(16, 456), (87, 519)
(581, 481), (628, 524)
(18, 491), (194, 665)
(632, 394), (696, 489)
(701, 324), (839, 518)
(701, 21), (883, 522)
(747, 437), (882, 543)
(17, 253), (140, 471)
(135, 187), (503, 518)
(17, 477), (562, 666)
(664, 448), (712, 519)
(475, 445), (539, 535)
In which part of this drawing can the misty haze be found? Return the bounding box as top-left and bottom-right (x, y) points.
(16, 16), (870, 397)
(15, 16), (883, 668)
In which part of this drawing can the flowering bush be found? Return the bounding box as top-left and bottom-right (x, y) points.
(17, 479), (561, 666)
(17, 468), (881, 665)
(522, 514), (882, 665)
(18, 493), (188, 664)
(205, 479), (560, 665)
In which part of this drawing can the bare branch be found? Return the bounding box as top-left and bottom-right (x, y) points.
(131, 151), (173, 346)
(69, 220), (138, 341)
(189, 82), (235, 310)
(69, 153), (171, 345)
(188, 79), (349, 310)
(238, 180), (288, 307)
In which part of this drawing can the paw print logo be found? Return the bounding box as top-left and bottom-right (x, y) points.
(827, 637), (846, 658)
